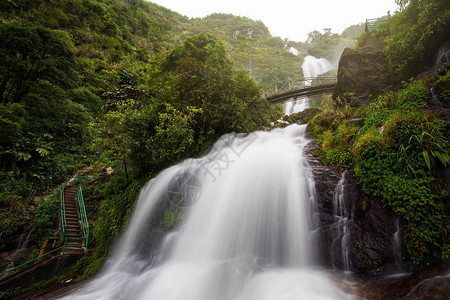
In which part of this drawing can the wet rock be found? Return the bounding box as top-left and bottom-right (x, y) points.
(304, 140), (341, 267)
(356, 264), (450, 300)
(304, 138), (410, 276)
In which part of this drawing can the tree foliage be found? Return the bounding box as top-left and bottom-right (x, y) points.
(0, 23), (75, 104)
(379, 0), (450, 77)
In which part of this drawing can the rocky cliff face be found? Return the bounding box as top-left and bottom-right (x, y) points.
(305, 141), (415, 277)
(332, 34), (397, 105)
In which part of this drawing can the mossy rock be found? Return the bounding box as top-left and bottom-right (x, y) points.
(284, 107), (322, 124)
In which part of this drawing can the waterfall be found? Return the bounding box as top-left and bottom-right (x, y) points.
(1, 209), (34, 278)
(331, 172), (351, 271)
(63, 125), (353, 300)
(392, 218), (403, 271)
(284, 56), (334, 115)
(435, 41), (450, 66)
(302, 56), (334, 78)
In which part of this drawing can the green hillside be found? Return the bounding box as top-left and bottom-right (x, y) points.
(186, 13), (303, 84)
(0, 0), (284, 260)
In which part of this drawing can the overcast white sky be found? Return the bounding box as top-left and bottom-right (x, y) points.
(150, 0), (398, 42)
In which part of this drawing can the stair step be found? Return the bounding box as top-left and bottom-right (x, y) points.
(65, 218), (79, 223)
(67, 225), (81, 232)
(66, 220), (80, 223)
(65, 219), (79, 224)
(65, 243), (83, 247)
(66, 230), (82, 235)
(65, 241), (83, 244)
(66, 224), (80, 228)
(66, 232), (81, 236)
(66, 221), (80, 224)
(63, 247), (85, 252)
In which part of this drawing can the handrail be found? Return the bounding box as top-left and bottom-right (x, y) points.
(59, 179), (89, 253)
(77, 185), (89, 251)
(262, 77), (337, 99)
(0, 244), (65, 277)
(0, 178), (92, 278)
(365, 16), (389, 32)
(59, 182), (67, 252)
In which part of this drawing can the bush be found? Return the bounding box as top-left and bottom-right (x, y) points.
(434, 70), (450, 108)
(93, 174), (145, 258)
(33, 192), (60, 244)
(311, 79), (450, 265)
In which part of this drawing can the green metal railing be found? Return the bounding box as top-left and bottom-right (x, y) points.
(59, 182), (67, 253)
(0, 242), (63, 277)
(59, 179), (89, 253)
(262, 77), (337, 99)
(0, 173), (100, 278)
(365, 16), (389, 32)
(77, 184), (89, 251)
(365, 18), (379, 32)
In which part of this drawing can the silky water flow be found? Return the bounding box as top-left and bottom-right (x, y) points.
(63, 125), (353, 300)
(284, 55), (334, 115)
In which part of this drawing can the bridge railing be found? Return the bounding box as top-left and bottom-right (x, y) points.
(365, 16), (389, 32)
(262, 77), (337, 99)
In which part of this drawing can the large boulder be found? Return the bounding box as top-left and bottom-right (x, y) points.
(332, 34), (397, 105)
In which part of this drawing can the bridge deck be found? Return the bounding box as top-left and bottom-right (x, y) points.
(263, 77), (337, 103)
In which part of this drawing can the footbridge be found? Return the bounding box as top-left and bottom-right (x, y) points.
(263, 77), (337, 103)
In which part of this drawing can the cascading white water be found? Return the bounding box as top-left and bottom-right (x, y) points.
(331, 172), (350, 271)
(63, 125), (353, 300)
(392, 217), (403, 271)
(302, 56), (334, 78)
(284, 56), (334, 115)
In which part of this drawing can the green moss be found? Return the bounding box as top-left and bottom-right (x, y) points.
(283, 107), (322, 124)
(161, 209), (183, 228)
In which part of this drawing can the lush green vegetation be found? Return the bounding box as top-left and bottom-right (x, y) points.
(0, 2), (283, 289)
(1, 2), (448, 297)
(310, 77), (450, 265)
(186, 13), (304, 85)
(308, 0), (450, 265)
(378, 0), (450, 78)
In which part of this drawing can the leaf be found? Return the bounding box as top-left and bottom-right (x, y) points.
(422, 150), (431, 170)
(435, 151), (450, 166)
(17, 152), (31, 161)
(36, 147), (50, 157)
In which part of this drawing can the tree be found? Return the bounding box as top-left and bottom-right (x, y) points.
(0, 22), (75, 104)
(158, 33), (281, 133)
(395, 0), (410, 11)
(380, 0), (450, 77)
(307, 30), (322, 43)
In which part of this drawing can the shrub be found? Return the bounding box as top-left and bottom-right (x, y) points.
(33, 192), (60, 244)
(311, 78), (450, 265)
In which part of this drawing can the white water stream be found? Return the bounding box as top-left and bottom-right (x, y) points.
(284, 55), (334, 115)
(63, 125), (353, 299)
(331, 172), (350, 271)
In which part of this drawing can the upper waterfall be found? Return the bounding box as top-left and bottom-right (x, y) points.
(284, 56), (334, 115)
(302, 55), (334, 78)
